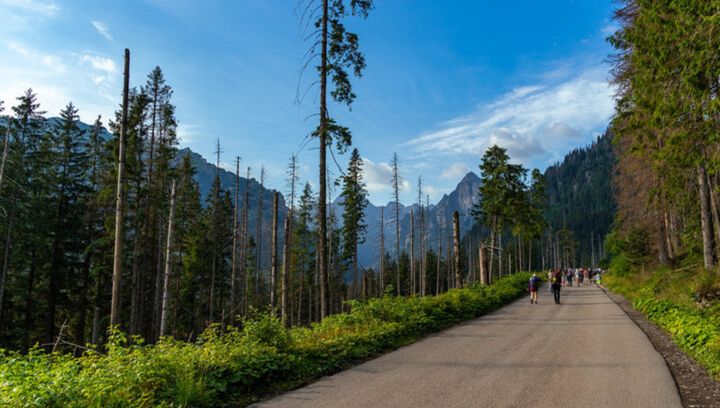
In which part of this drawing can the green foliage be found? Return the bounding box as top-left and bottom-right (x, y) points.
(606, 227), (650, 276)
(0, 273), (532, 407)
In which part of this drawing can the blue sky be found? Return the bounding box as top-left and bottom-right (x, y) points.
(0, 0), (617, 206)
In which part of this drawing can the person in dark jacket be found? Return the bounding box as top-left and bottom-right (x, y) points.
(551, 269), (562, 304)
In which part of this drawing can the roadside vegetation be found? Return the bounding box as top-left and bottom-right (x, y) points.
(0, 273), (533, 408)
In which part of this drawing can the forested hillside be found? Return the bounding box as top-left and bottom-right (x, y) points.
(544, 129), (615, 268)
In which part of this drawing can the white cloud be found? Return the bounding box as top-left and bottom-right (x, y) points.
(441, 162), (470, 179)
(177, 123), (203, 144)
(0, 0), (60, 17)
(0, 44), (118, 125)
(406, 65), (615, 163)
(92, 20), (114, 42)
(8, 42), (30, 55)
(362, 157), (410, 193)
(81, 54), (117, 74)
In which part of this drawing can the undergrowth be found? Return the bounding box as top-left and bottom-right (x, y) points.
(0, 273), (533, 408)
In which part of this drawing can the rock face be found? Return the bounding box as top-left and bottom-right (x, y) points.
(347, 172), (482, 268)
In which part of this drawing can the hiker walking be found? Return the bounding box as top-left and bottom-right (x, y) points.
(528, 273), (541, 304)
(551, 269), (562, 304)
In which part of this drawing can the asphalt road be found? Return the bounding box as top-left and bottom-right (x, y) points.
(252, 284), (682, 408)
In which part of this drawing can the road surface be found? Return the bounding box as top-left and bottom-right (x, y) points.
(252, 285), (682, 408)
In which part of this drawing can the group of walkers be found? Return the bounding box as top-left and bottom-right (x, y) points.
(527, 268), (604, 305)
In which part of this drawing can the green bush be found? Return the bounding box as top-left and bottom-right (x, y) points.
(0, 273), (532, 407)
(633, 297), (720, 377)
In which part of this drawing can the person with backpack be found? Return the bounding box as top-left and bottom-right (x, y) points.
(551, 269), (563, 304)
(528, 273), (541, 304)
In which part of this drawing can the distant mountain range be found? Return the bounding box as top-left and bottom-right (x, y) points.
(64, 119), (613, 271)
(335, 172), (482, 268)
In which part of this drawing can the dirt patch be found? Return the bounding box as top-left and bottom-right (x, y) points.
(604, 289), (720, 408)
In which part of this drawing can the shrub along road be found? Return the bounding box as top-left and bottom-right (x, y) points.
(253, 286), (682, 408)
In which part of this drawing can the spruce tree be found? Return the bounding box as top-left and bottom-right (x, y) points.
(339, 149), (367, 299)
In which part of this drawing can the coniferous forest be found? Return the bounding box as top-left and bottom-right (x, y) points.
(2, 0), (720, 406)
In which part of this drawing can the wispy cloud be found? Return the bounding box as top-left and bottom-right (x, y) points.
(441, 163), (470, 179)
(81, 54), (117, 74)
(0, 43), (118, 125)
(363, 158), (410, 194)
(0, 0), (60, 17)
(406, 65), (615, 164)
(92, 20), (114, 42)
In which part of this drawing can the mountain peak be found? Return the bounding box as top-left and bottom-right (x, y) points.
(459, 171), (481, 186)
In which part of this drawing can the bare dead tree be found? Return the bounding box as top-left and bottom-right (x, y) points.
(230, 156), (240, 323)
(453, 211), (462, 289)
(110, 48), (130, 328)
(270, 192), (279, 312)
(159, 179), (176, 338)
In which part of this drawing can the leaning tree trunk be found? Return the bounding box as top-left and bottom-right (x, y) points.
(453, 211), (462, 289)
(159, 180), (176, 338)
(111, 49), (130, 328)
(698, 164), (717, 269)
(0, 126), (9, 191)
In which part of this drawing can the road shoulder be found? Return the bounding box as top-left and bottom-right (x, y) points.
(604, 288), (720, 408)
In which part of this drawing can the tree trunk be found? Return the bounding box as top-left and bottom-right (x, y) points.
(256, 169), (265, 305)
(281, 216), (290, 327)
(479, 244), (488, 285)
(708, 174), (720, 259)
(379, 207), (384, 294)
(0, 126), (9, 191)
(241, 167), (250, 316)
(21, 247), (35, 352)
(159, 180), (176, 338)
(410, 209), (415, 295)
(75, 249), (91, 354)
(657, 210), (669, 266)
(110, 49), (130, 328)
(436, 240), (441, 295)
(488, 217), (496, 279)
(0, 206), (14, 326)
(270, 192), (279, 312)
(317, 0), (329, 319)
(453, 211), (462, 289)
(664, 212), (675, 260)
(698, 164), (716, 268)
(498, 232), (503, 278)
(230, 157), (240, 323)
(356, 243), (362, 299)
